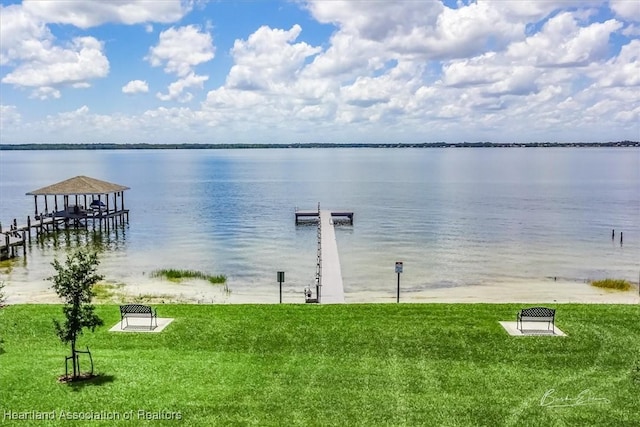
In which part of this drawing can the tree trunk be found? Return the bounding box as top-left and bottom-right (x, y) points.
(71, 339), (77, 378)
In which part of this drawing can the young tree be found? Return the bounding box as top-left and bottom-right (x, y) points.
(48, 249), (104, 380)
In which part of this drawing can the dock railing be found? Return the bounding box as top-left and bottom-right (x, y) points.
(315, 209), (322, 302)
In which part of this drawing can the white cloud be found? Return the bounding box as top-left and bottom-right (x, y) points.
(1, 1), (638, 144)
(506, 13), (623, 67)
(484, 0), (603, 21)
(147, 25), (215, 102)
(200, 24), (331, 131)
(610, 0), (640, 22)
(193, 2), (638, 143)
(2, 36), (109, 89)
(205, 87), (267, 111)
(0, 4), (49, 66)
(305, 0), (441, 40)
(589, 39), (640, 87)
(156, 73), (208, 102)
(305, 0), (523, 60)
(433, 7), (633, 134)
(30, 87), (62, 100)
(0, 105), (21, 129)
(442, 53), (501, 88)
(147, 25), (215, 77)
(226, 25), (321, 91)
(0, 5), (109, 98)
(413, 2), (523, 58)
(22, 0), (191, 29)
(622, 24), (640, 36)
(122, 80), (150, 94)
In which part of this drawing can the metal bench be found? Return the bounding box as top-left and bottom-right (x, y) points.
(120, 304), (158, 330)
(517, 306), (555, 332)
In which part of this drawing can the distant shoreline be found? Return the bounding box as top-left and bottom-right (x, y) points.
(0, 141), (638, 150)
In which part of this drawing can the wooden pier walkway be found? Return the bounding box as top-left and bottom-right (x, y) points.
(296, 205), (352, 304)
(0, 209), (129, 260)
(0, 231), (27, 259)
(318, 210), (345, 303)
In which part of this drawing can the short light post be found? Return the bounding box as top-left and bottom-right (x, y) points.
(277, 271), (285, 303)
(395, 261), (403, 303)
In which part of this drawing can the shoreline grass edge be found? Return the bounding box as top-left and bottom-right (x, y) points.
(150, 268), (227, 285)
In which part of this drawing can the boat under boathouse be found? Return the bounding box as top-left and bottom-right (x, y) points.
(25, 175), (130, 233)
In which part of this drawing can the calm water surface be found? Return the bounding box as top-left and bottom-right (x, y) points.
(1, 148), (638, 300)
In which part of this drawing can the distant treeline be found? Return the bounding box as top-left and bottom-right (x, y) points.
(0, 141), (638, 150)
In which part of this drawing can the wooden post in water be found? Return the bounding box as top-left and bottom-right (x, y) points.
(22, 231), (26, 256)
(27, 216), (31, 241)
(620, 232), (623, 246)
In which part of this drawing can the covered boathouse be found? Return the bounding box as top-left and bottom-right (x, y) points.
(25, 175), (130, 232)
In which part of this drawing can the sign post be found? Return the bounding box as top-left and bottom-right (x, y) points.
(277, 271), (285, 303)
(395, 261), (403, 303)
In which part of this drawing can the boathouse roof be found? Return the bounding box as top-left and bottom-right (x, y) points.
(26, 175), (130, 196)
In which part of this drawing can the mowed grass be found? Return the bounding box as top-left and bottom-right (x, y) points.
(1, 304), (639, 426)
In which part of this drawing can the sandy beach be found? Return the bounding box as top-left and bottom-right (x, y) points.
(3, 276), (638, 305)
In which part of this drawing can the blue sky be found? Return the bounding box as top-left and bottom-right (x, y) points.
(0, 0), (638, 144)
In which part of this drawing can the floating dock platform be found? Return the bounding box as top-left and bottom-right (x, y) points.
(295, 209), (353, 225)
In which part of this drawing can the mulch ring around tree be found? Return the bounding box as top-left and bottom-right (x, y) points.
(57, 373), (98, 383)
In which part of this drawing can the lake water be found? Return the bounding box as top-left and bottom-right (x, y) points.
(0, 147), (638, 301)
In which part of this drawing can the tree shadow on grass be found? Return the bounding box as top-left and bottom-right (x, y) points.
(632, 360), (640, 386)
(61, 374), (116, 392)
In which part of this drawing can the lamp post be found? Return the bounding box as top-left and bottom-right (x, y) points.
(277, 271), (285, 303)
(395, 261), (403, 303)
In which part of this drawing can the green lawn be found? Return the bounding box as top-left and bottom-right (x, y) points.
(1, 304), (639, 426)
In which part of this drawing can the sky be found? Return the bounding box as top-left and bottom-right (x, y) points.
(0, 0), (639, 144)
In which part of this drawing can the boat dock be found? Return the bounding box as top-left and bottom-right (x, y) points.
(0, 230), (27, 259)
(296, 205), (352, 303)
(0, 216), (64, 259)
(0, 210), (130, 260)
(295, 209), (353, 225)
(317, 210), (346, 303)
(1, 175), (130, 260)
